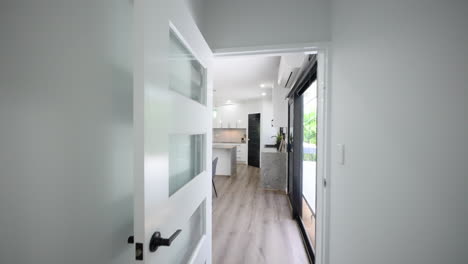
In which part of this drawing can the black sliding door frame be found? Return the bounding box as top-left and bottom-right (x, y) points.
(287, 55), (318, 263)
(289, 96), (304, 219)
(287, 100), (295, 213)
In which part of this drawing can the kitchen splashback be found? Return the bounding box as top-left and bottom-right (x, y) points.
(213, 128), (246, 143)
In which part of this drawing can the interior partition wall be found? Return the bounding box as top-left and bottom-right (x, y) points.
(287, 54), (318, 263)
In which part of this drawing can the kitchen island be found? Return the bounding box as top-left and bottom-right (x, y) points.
(260, 148), (287, 191)
(212, 144), (237, 176)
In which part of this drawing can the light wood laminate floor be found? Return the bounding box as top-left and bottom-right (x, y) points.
(212, 165), (309, 264)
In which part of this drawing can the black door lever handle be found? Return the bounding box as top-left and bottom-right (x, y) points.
(149, 229), (182, 252)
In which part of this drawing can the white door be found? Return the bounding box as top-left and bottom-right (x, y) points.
(133, 0), (213, 263)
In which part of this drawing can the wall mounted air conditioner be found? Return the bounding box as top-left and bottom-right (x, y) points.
(277, 54), (306, 89)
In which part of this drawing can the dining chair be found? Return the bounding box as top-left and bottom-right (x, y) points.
(212, 157), (218, 197)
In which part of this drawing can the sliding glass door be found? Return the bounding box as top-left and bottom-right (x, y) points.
(301, 80), (318, 250)
(287, 55), (318, 263)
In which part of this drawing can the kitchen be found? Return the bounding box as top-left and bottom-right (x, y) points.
(211, 56), (280, 179)
(211, 55), (305, 186)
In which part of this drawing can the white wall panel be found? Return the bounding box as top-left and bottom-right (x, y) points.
(201, 0), (331, 50)
(0, 1), (133, 263)
(329, 1), (468, 263)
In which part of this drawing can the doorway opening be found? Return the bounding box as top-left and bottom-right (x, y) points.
(211, 48), (328, 264)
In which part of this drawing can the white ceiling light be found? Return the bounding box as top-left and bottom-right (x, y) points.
(226, 100), (232, 104)
(260, 83), (266, 88)
(261, 92), (266, 96)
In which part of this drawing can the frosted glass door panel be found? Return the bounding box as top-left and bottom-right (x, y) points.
(169, 30), (207, 105)
(167, 200), (206, 264)
(169, 134), (206, 196)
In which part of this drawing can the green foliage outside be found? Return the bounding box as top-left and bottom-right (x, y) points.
(303, 111), (317, 161)
(304, 111), (317, 144)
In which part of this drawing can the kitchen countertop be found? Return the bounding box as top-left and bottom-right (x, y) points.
(262, 148), (280, 153)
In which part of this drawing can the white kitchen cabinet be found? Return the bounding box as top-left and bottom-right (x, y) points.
(236, 144), (247, 164)
(213, 105), (248, 128)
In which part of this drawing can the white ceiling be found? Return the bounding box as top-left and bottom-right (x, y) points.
(213, 56), (280, 107)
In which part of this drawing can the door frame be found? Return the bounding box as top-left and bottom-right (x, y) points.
(287, 99), (295, 215)
(247, 113), (261, 168)
(213, 43), (331, 264)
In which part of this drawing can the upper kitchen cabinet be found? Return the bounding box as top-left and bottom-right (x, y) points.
(272, 54), (306, 128)
(213, 105), (248, 128)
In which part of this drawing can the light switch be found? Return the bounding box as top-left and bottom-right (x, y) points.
(337, 144), (345, 165)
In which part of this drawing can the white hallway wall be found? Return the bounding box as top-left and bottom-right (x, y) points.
(329, 1), (468, 263)
(202, 0), (468, 263)
(0, 1), (133, 264)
